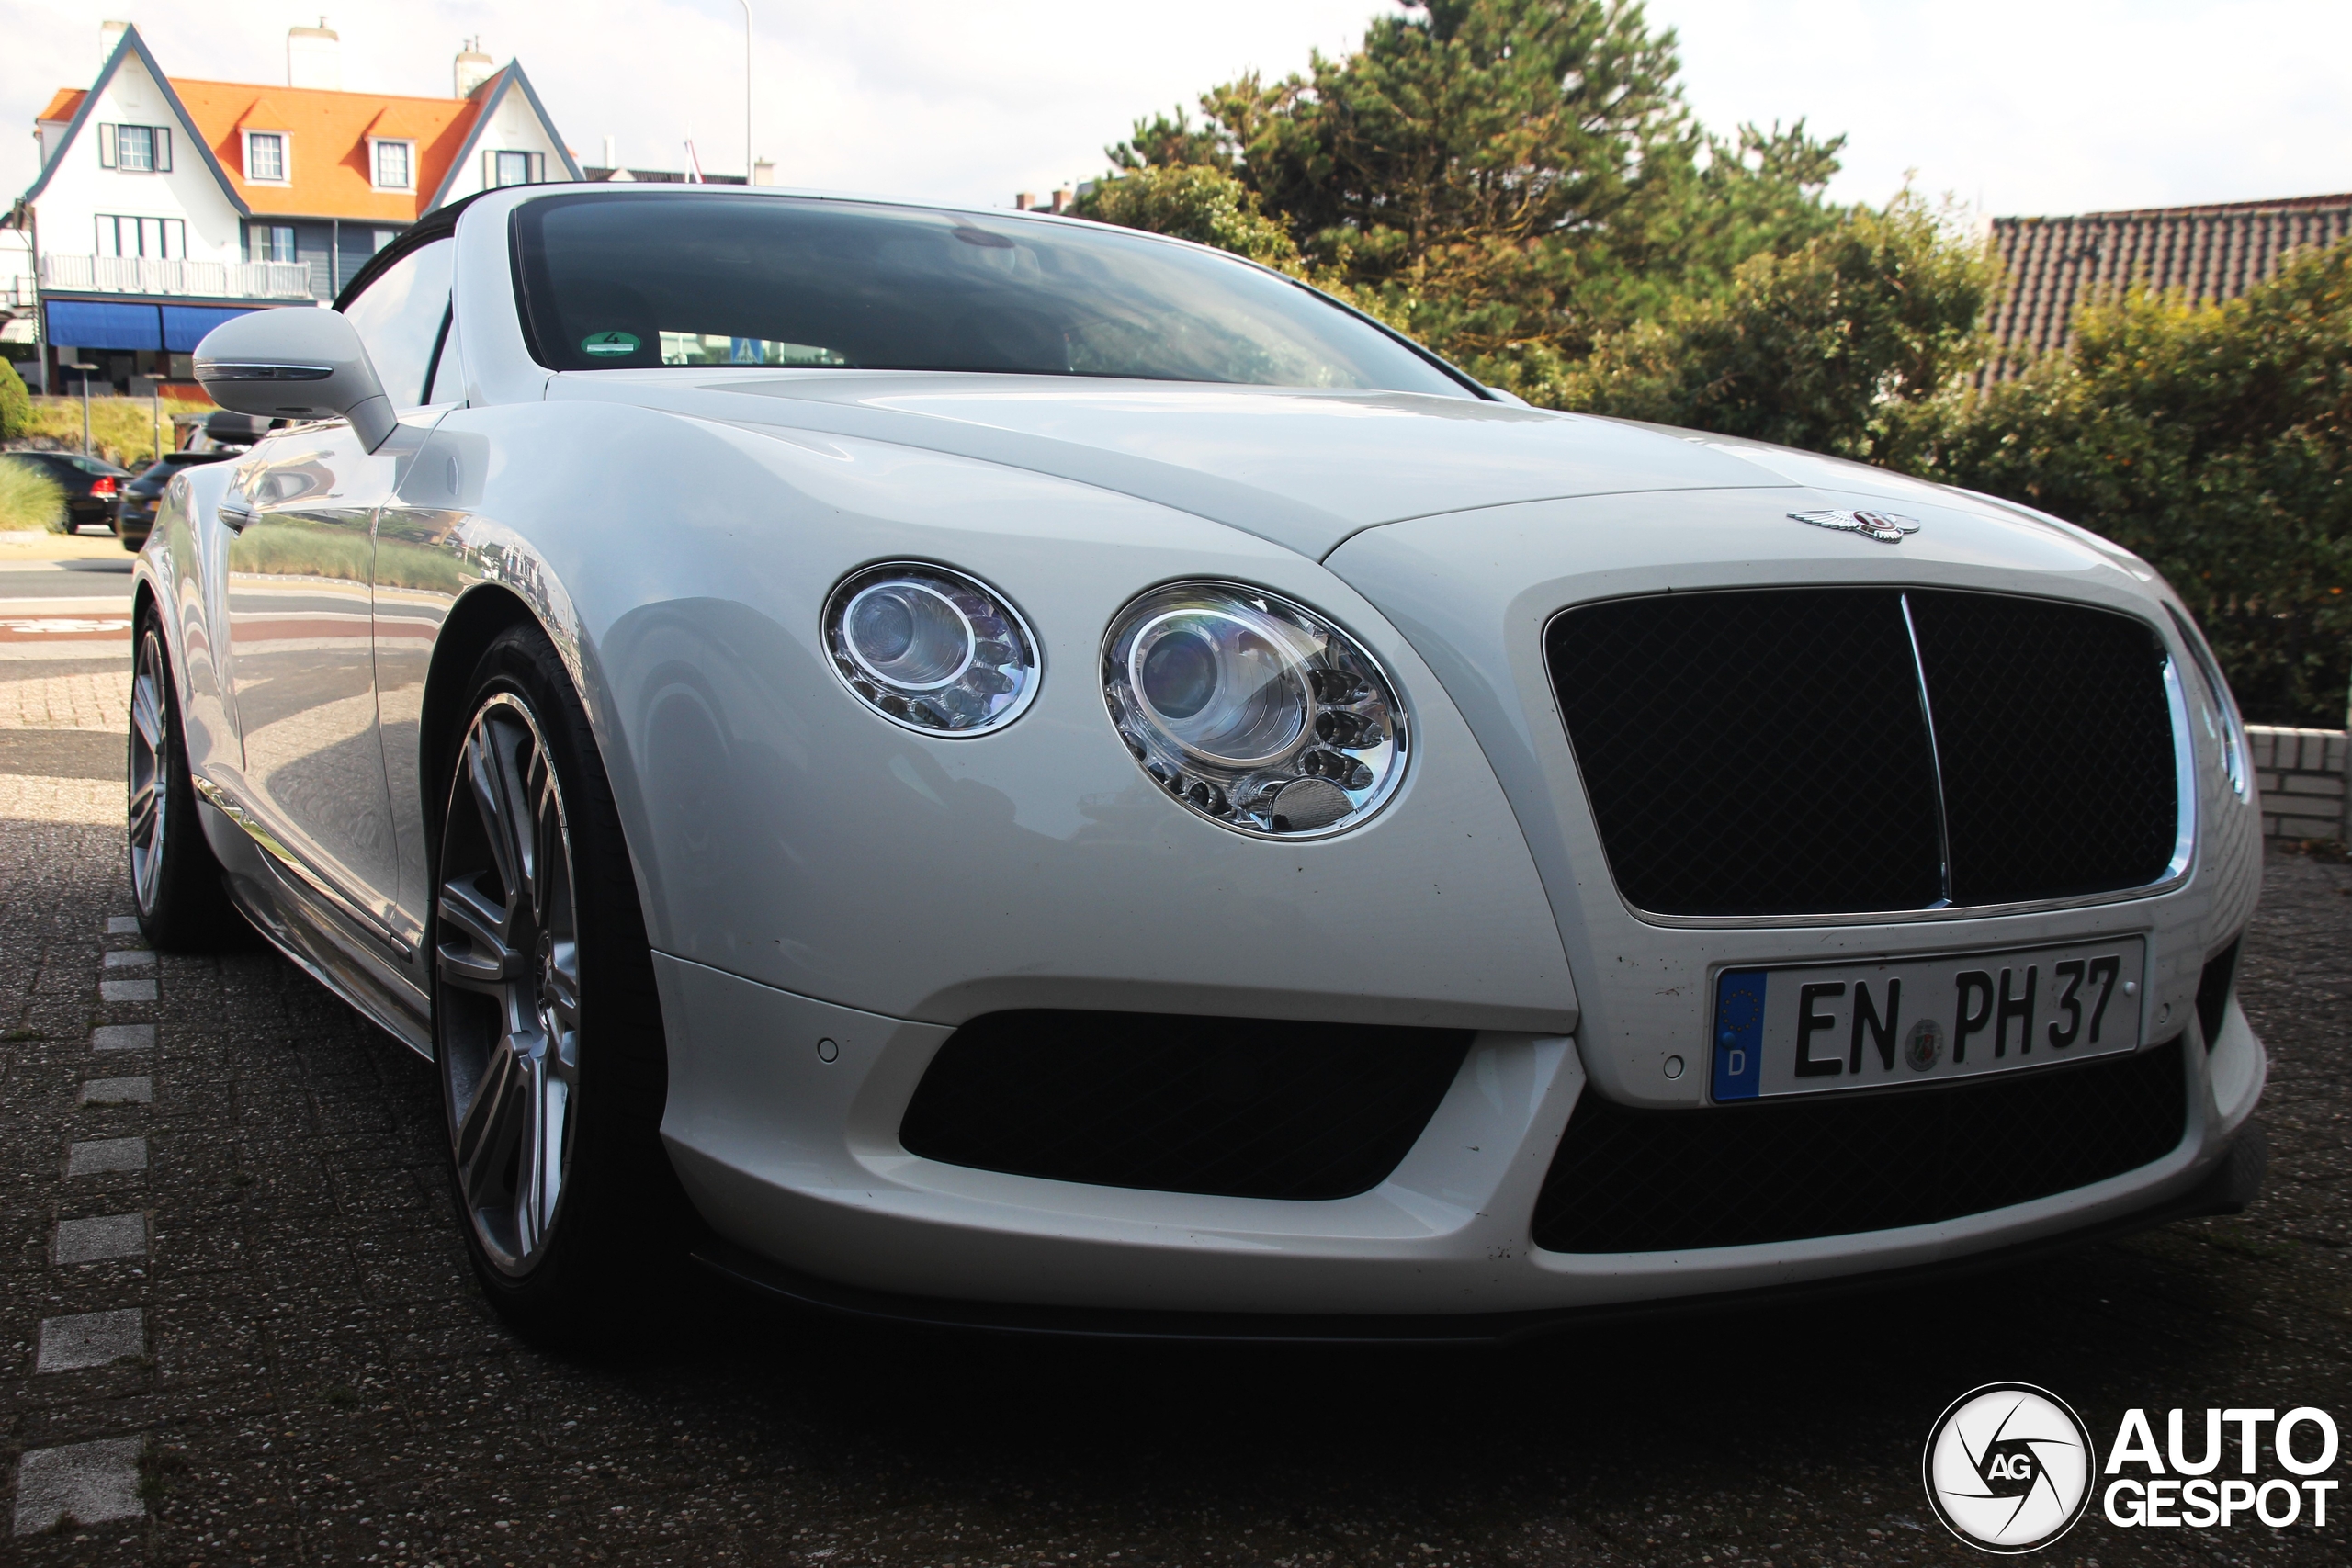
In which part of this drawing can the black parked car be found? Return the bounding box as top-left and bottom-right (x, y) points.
(116, 450), (237, 551)
(2, 451), (134, 534)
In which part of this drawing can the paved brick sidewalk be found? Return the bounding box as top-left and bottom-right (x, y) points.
(3, 714), (2347, 1564)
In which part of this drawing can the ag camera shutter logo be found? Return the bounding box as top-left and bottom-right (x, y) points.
(1923, 1383), (2095, 1552)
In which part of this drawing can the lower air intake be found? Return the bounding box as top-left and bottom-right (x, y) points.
(900, 1010), (1473, 1201)
(1532, 1039), (2187, 1253)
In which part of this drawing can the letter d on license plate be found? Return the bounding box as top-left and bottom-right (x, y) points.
(1711, 938), (2147, 1101)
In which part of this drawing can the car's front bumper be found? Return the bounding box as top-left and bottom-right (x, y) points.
(689, 1126), (2267, 1342)
(656, 950), (2266, 1323)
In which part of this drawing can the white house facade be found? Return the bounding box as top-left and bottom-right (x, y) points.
(7, 21), (575, 394)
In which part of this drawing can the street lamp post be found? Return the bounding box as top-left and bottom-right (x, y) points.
(65, 360), (96, 456)
(737, 0), (752, 182)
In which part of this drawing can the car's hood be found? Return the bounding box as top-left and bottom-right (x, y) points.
(547, 371), (1792, 558)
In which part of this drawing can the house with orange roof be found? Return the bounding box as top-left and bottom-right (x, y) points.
(9, 20), (575, 395)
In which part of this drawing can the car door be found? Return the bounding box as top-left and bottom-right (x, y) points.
(220, 242), (455, 949)
(222, 421), (402, 935)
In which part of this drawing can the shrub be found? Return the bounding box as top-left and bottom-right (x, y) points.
(22, 395), (212, 471)
(1914, 242), (2352, 727)
(0, 359), (31, 439)
(0, 459), (68, 533)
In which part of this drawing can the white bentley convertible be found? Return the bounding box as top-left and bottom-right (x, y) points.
(132, 183), (2267, 1342)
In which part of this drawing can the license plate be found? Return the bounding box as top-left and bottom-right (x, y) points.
(1711, 938), (2147, 1101)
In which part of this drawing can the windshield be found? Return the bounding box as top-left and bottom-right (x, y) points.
(510, 192), (1471, 397)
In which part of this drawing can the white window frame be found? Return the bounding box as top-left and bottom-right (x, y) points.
(243, 130), (290, 186)
(96, 215), (186, 259)
(369, 137), (415, 192)
(96, 123), (173, 174)
(486, 149), (545, 188)
(249, 223), (297, 265)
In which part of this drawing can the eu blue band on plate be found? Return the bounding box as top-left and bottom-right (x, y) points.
(1713, 969), (1766, 1100)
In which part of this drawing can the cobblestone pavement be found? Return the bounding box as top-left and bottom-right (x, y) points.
(3, 655), (2347, 1567)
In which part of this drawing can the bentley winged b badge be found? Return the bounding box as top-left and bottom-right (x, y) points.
(1790, 508), (1921, 544)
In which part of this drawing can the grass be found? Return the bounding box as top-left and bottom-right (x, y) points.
(0, 458), (67, 532)
(22, 394), (215, 471)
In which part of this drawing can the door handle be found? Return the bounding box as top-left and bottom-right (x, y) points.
(218, 501), (254, 532)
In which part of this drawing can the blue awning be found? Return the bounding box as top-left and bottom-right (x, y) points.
(44, 299), (162, 350)
(161, 305), (258, 353)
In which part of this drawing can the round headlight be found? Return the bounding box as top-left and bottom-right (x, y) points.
(824, 563), (1038, 735)
(1103, 581), (1408, 836)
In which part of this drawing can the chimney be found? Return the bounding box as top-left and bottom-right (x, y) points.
(454, 37), (494, 98)
(752, 158), (775, 187)
(602, 134), (616, 171)
(100, 20), (129, 67)
(1051, 187), (1073, 214)
(287, 18), (341, 90)
(1014, 192), (1036, 211)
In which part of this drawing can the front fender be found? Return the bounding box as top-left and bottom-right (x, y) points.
(408, 400), (1577, 1035)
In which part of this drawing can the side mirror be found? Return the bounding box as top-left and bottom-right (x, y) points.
(194, 307), (396, 453)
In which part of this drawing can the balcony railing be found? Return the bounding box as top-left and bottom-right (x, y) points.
(39, 254), (316, 300)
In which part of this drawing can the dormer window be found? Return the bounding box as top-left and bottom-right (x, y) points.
(372, 138), (414, 191)
(244, 130), (288, 184)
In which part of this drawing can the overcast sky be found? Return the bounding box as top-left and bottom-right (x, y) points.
(5, 0), (2347, 220)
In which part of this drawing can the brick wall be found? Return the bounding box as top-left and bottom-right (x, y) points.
(2247, 726), (2349, 842)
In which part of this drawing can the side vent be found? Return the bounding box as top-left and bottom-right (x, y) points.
(2196, 940), (2241, 1051)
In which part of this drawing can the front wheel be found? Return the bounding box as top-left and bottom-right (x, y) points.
(130, 613), (239, 948)
(433, 624), (683, 1346)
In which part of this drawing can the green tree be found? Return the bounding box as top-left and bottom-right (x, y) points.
(1093, 0), (1847, 389)
(1072, 165), (1304, 273)
(0, 357), (30, 440)
(1915, 242), (2352, 726)
(1561, 192), (1994, 460)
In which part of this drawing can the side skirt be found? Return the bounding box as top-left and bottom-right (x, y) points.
(195, 795), (435, 1060)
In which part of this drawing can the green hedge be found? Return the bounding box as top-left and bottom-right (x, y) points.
(1910, 243), (2352, 728)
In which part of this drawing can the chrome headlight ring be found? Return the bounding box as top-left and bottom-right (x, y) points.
(823, 562), (1040, 736)
(1103, 581), (1409, 838)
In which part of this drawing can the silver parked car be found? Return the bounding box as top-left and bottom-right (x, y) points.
(128, 182), (2265, 1344)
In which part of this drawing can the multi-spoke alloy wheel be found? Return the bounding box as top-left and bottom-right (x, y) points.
(436, 692), (582, 1276)
(127, 612), (237, 949)
(432, 626), (683, 1343)
(129, 626), (171, 912)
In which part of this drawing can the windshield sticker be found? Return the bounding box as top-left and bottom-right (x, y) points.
(580, 331), (640, 358)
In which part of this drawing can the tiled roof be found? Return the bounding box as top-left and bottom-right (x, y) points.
(37, 75), (498, 222)
(1985, 193), (2352, 379)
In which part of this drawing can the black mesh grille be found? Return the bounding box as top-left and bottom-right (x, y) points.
(1908, 591), (2178, 904)
(899, 1010), (1473, 1201)
(1531, 1039), (2187, 1253)
(1546, 588), (2178, 916)
(1544, 590), (1943, 915)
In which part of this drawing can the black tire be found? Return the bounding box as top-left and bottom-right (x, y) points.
(431, 623), (685, 1348)
(130, 611), (241, 949)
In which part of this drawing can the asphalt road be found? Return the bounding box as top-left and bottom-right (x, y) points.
(2, 651), (2346, 1567)
(0, 561), (138, 603)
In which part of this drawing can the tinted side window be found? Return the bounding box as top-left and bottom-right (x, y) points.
(341, 238), (453, 407)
